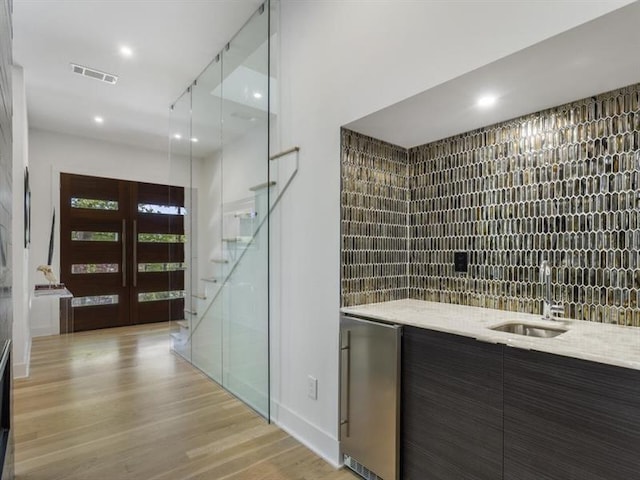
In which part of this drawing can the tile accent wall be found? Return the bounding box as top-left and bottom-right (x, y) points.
(341, 129), (408, 307)
(341, 83), (640, 326)
(410, 84), (640, 325)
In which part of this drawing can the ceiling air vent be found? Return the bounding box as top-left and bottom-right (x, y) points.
(70, 63), (118, 85)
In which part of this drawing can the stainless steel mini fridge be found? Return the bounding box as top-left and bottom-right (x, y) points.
(340, 314), (401, 480)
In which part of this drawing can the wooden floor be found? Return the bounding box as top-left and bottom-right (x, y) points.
(14, 323), (355, 480)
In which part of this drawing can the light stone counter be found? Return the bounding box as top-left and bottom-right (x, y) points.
(341, 299), (640, 371)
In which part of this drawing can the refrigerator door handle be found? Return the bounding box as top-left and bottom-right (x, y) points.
(340, 329), (350, 438)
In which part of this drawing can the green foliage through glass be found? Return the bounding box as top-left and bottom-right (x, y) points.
(138, 290), (185, 302)
(71, 197), (118, 210)
(72, 263), (119, 274)
(138, 263), (185, 272)
(138, 203), (186, 215)
(72, 231), (119, 242)
(138, 233), (186, 243)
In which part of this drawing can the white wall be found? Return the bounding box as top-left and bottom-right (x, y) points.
(12, 65), (30, 377)
(197, 153), (221, 286)
(272, 0), (634, 465)
(28, 128), (193, 337)
(196, 125), (268, 285)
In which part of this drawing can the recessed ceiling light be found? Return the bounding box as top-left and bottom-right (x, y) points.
(477, 95), (497, 108)
(94, 116), (104, 124)
(253, 92), (263, 99)
(173, 133), (182, 140)
(190, 137), (198, 143)
(119, 45), (133, 58)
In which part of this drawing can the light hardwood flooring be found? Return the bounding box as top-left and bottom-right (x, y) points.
(14, 323), (356, 480)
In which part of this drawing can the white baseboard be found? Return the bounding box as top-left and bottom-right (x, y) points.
(13, 337), (31, 378)
(13, 360), (28, 379)
(271, 401), (342, 469)
(31, 326), (55, 338)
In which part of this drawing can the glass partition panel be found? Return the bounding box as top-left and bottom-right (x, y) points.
(220, 4), (269, 417)
(268, 0), (280, 419)
(168, 1), (272, 421)
(190, 53), (223, 383)
(168, 89), (192, 361)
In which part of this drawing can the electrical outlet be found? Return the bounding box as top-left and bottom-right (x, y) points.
(307, 375), (318, 400)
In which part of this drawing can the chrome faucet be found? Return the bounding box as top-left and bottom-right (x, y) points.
(540, 260), (563, 321)
(540, 260), (551, 319)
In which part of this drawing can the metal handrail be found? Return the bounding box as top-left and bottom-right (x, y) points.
(270, 146), (299, 161)
(186, 147), (299, 340)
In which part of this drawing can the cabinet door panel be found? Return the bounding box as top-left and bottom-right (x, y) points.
(402, 327), (503, 480)
(504, 348), (640, 480)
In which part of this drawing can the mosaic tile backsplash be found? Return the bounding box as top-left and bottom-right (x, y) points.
(342, 83), (640, 326)
(341, 129), (408, 307)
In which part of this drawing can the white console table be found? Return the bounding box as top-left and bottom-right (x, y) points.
(33, 285), (74, 334)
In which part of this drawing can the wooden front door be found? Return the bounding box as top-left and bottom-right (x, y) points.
(60, 173), (185, 333)
(130, 181), (185, 326)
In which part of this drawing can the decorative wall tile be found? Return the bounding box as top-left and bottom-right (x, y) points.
(341, 129), (408, 307)
(409, 84), (640, 325)
(341, 83), (640, 326)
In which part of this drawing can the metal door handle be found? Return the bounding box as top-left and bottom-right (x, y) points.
(122, 220), (126, 287)
(340, 330), (351, 438)
(133, 220), (138, 287)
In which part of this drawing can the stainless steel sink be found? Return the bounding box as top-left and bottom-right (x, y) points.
(490, 322), (567, 338)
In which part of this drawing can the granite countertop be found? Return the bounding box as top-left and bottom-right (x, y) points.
(341, 299), (640, 371)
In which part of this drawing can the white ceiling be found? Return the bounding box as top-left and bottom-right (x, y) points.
(13, 0), (263, 153)
(16, 1), (640, 157)
(346, 1), (640, 149)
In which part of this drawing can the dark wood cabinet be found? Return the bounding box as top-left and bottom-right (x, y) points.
(503, 348), (640, 480)
(396, 321), (640, 480)
(401, 327), (503, 480)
